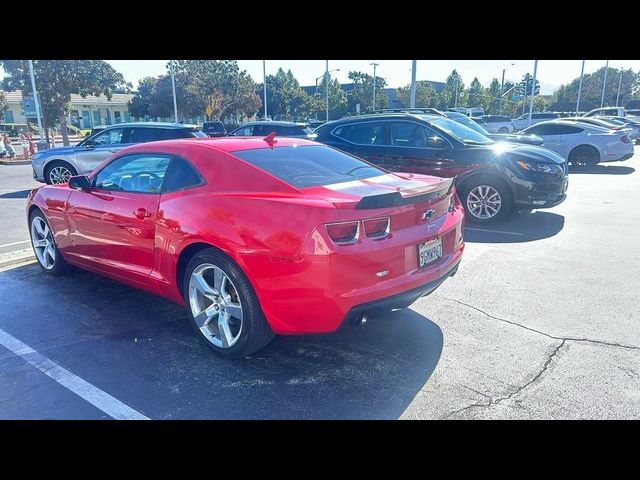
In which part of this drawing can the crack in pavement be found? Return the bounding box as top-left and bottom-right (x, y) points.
(434, 295), (640, 351)
(444, 340), (566, 419)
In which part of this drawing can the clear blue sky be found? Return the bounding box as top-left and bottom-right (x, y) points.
(3, 60), (639, 95)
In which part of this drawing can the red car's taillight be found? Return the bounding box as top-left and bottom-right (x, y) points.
(363, 217), (390, 239)
(325, 221), (359, 245)
(621, 135), (631, 144)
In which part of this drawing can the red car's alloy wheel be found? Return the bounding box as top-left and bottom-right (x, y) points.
(188, 263), (244, 349)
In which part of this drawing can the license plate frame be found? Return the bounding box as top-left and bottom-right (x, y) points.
(417, 237), (443, 268)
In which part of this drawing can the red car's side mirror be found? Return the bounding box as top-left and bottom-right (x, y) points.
(68, 175), (91, 190)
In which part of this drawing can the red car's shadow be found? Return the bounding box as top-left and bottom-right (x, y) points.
(0, 263), (443, 420)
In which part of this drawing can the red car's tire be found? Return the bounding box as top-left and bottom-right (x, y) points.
(29, 209), (70, 276)
(183, 247), (275, 358)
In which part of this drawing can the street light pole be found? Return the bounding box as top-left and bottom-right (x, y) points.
(263, 60), (268, 119)
(410, 60), (417, 108)
(576, 60), (585, 115)
(527, 60), (538, 126)
(601, 60), (609, 108)
(325, 60), (329, 122)
(616, 68), (623, 107)
(28, 60), (44, 142)
(170, 60), (178, 123)
(370, 62), (379, 111)
(499, 68), (506, 113)
(454, 75), (459, 108)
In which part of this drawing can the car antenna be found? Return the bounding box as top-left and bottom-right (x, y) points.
(263, 131), (277, 146)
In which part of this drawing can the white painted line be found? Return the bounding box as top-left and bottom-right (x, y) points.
(0, 240), (31, 248)
(465, 227), (523, 236)
(0, 328), (149, 420)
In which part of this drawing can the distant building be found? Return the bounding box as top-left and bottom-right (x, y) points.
(1, 90), (206, 130)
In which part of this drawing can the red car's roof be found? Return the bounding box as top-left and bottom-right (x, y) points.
(121, 136), (320, 154)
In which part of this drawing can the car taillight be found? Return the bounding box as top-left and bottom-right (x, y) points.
(325, 221), (359, 245)
(621, 135), (631, 144)
(363, 217), (390, 239)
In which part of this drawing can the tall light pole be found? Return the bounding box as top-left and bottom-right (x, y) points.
(370, 62), (379, 111)
(28, 60), (44, 142)
(499, 62), (515, 113)
(576, 60), (585, 115)
(410, 60), (417, 108)
(601, 60), (609, 108)
(454, 75), (459, 108)
(263, 60), (268, 119)
(616, 68), (623, 107)
(169, 60), (178, 123)
(527, 60), (538, 126)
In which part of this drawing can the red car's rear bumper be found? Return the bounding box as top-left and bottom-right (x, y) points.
(240, 205), (465, 335)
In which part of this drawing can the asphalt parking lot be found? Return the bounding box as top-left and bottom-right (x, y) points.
(0, 151), (638, 419)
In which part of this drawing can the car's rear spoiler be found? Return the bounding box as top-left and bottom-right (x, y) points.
(356, 177), (455, 209)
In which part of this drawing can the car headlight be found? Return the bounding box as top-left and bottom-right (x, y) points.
(515, 160), (557, 174)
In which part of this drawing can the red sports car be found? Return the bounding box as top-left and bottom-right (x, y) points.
(26, 136), (465, 358)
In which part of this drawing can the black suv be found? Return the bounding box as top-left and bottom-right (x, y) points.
(202, 121), (227, 137)
(314, 113), (568, 223)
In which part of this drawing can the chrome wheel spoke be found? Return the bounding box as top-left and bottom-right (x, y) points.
(193, 271), (216, 298)
(217, 314), (234, 348)
(225, 303), (243, 321)
(46, 244), (56, 262)
(213, 268), (225, 292)
(32, 238), (46, 248)
(467, 185), (501, 219)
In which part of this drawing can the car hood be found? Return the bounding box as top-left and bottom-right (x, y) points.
(37, 145), (80, 156)
(488, 133), (544, 146)
(487, 142), (565, 164)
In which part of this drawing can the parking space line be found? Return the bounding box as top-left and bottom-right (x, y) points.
(464, 227), (523, 236)
(0, 240), (31, 248)
(0, 328), (149, 420)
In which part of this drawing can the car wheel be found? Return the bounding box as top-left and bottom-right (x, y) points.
(569, 145), (599, 167)
(498, 127), (509, 133)
(183, 248), (275, 358)
(45, 161), (77, 185)
(29, 209), (70, 275)
(460, 176), (513, 224)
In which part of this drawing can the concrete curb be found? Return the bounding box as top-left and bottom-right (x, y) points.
(0, 159), (31, 166)
(0, 248), (35, 270)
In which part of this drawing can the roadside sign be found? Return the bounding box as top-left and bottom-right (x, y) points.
(22, 94), (42, 117)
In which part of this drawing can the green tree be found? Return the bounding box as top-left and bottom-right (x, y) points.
(316, 75), (347, 120)
(1, 60), (126, 145)
(467, 77), (486, 109)
(128, 77), (156, 119)
(486, 78), (502, 114)
(510, 96), (548, 117)
(172, 60), (261, 122)
(438, 70), (465, 109)
(347, 71), (389, 113)
(261, 68), (317, 120)
(554, 67), (639, 108)
(395, 81), (437, 108)
(517, 73), (540, 98)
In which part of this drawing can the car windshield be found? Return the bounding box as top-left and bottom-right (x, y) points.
(232, 145), (385, 189)
(444, 113), (492, 136)
(428, 117), (494, 145)
(191, 130), (208, 138)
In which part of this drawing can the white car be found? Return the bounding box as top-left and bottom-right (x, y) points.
(512, 112), (561, 131)
(520, 120), (634, 167)
(480, 115), (515, 133)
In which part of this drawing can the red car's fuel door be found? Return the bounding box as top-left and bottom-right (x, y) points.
(65, 153), (171, 285)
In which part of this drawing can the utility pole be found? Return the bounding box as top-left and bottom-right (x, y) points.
(370, 62), (379, 111)
(499, 68), (506, 113)
(616, 68), (623, 107)
(454, 75), (459, 108)
(527, 60), (538, 126)
(410, 60), (417, 108)
(263, 60), (268, 119)
(601, 60), (609, 108)
(170, 60), (178, 123)
(28, 60), (45, 143)
(325, 60), (329, 122)
(576, 60), (585, 115)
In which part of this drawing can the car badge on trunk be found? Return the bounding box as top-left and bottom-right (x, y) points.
(422, 209), (436, 220)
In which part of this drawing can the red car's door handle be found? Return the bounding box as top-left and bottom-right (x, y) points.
(134, 208), (152, 219)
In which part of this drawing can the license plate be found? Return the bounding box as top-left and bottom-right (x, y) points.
(418, 237), (442, 268)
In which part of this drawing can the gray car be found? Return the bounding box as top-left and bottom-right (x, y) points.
(227, 121), (317, 139)
(32, 122), (207, 184)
